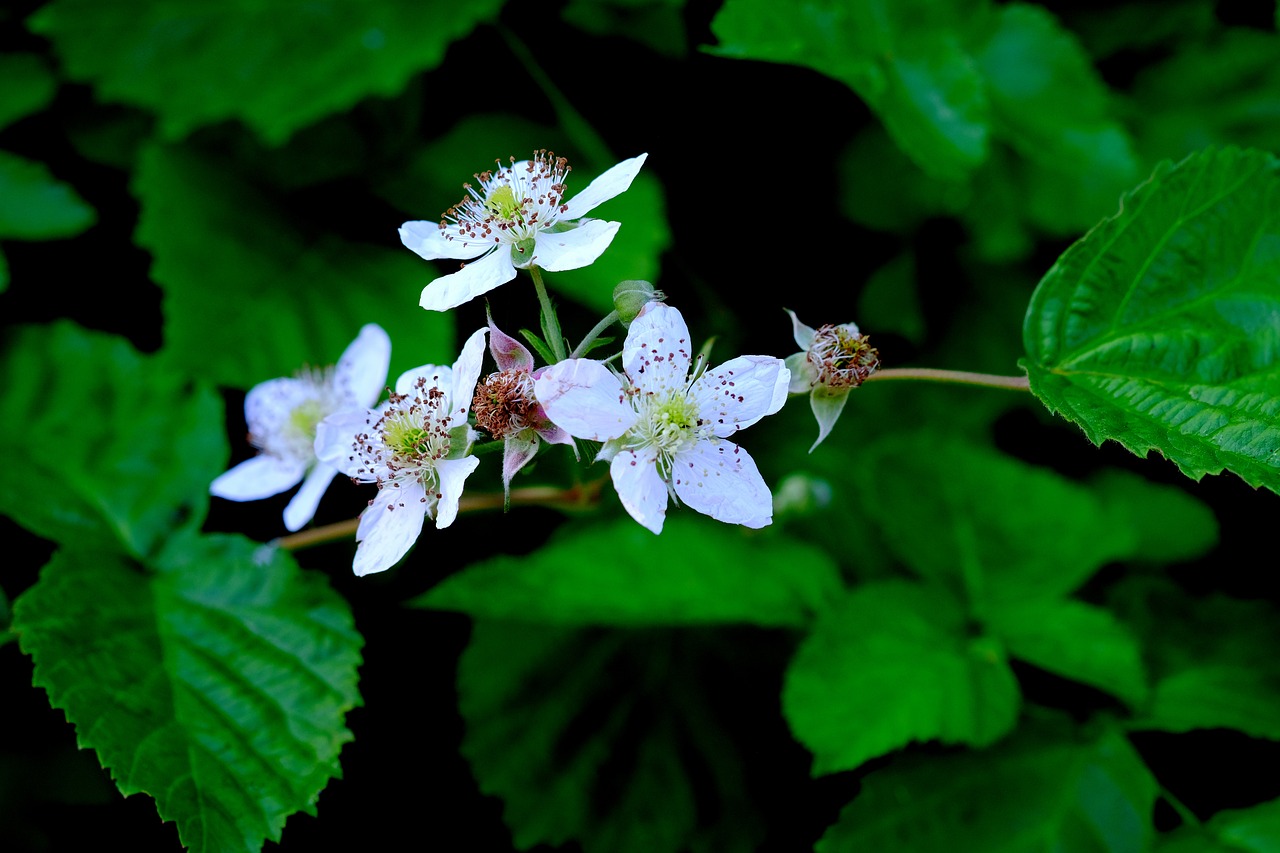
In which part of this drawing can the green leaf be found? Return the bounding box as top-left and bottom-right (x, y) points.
(857, 251), (926, 345)
(0, 150), (96, 240)
(0, 321), (225, 558)
(458, 621), (765, 852)
(11, 534), (363, 853)
(28, 0), (506, 144)
(561, 0), (689, 58)
(414, 516), (841, 628)
(0, 245), (7, 293)
(706, 0), (991, 179)
(815, 720), (1157, 852)
(1159, 796), (1280, 852)
(1021, 146), (1280, 494)
(0, 52), (58, 131)
(1088, 468), (1219, 564)
(133, 142), (454, 389)
(782, 580), (1021, 776)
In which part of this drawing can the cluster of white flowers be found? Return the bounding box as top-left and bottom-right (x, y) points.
(211, 149), (867, 575)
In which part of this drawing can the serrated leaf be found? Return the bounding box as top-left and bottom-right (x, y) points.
(0, 150), (96, 240)
(458, 621), (765, 852)
(782, 580), (1021, 776)
(706, 0), (991, 179)
(414, 516), (841, 628)
(1158, 796), (1280, 852)
(815, 721), (1157, 852)
(1021, 146), (1280, 494)
(11, 534), (363, 853)
(0, 52), (57, 131)
(28, 0), (506, 144)
(0, 321), (225, 558)
(133, 142), (453, 389)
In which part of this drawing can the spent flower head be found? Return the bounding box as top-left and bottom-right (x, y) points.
(400, 150), (648, 313)
(534, 302), (790, 534)
(784, 309), (880, 452)
(210, 324), (391, 532)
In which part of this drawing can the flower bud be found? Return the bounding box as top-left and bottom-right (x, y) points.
(613, 280), (664, 326)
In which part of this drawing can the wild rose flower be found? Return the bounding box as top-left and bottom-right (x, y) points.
(210, 324), (390, 532)
(784, 309), (880, 452)
(399, 150), (647, 312)
(534, 302), (790, 534)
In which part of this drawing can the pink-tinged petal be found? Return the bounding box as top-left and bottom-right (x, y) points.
(283, 463), (337, 532)
(610, 449), (668, 534)
(672, 440), (773, 529)
(450, 327), (489, 418)
(692, 355), (791, 438)
(532, 219), (620, 272)
(785, 352), (816, 394)
(395, 364), (450, 396)
(561, 153), (648, 219)
(434, 456), (481, 529)
(334, 324), (392, 407)
(315, 409), (374, 474)
(501, 433), (540, 495)
(534, 359), (637, 441)
(419, 249), (517, 313)
(487, 306), (534, 372)
(353, 482), (429, 576)
(623, 302), (693, 395)
(399, 220), (489, 262)
(210, 455), (306, 501)
(809, 386), (850, 452)
(785, 308), (817, 351)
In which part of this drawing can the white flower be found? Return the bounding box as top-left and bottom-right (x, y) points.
(784, 309), (879, 452)
(316, 328), (488, 576)
(210, 324), (391, 532)
(399, 150), (648, 313)
(534, 303), (790, 534)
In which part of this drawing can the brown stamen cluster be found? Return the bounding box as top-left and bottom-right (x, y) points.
(810, 326), (880, 389)
(472, 369), (539, 439)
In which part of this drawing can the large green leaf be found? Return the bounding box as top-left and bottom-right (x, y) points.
(1021, 146), (1280, 494)
(12, 534), (363, 853)
(815, 720), (1157, 852)
(1087, 468), (1218, 564)
(0, 321), (224, 559)
(28, 0), (506, 144)
(782, 581), (1021, 776)
(133, 142), (453, 389)
(0, 52), (57, 131)
(0, 150), (96, 240)
(414, 516), (840, 628)
(1159, 796), (1280, 852)
(706, 0), (991, 180)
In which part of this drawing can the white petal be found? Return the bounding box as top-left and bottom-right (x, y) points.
(534, 359), (637, 441)
(433, 456), (480, 529)
(353, 482), (429, 576)
(283, 463), (337, 532)
(809, 387), (850, 452)
(399, 220), (489, 261)
(691, 355), (791, 438)
(623, 302), (692, 395)
(785, 308), (817, 350)
(419, 249), (517, 312)
(672, 440), (773, 528)
(610, 449), (668, 534)
(395, 364), (450, 396)
(334, 324), (392, 407)
(561, 153), (648, 219)
(532, 219), (620, 272)
(210, 455), (306, 501)
(244, 377), (309, 444)
(315, 409), (374, 474)
(450, 327), (489, 418)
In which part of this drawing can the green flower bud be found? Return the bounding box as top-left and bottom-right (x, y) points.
(613, 279), (664, 326)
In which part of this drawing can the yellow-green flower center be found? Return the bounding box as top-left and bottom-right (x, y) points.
(485, 185), (523, 222)
(289, 398), (327, 440)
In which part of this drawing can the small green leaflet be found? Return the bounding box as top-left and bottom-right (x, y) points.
(1022, 146), (1280, 494)
(0, 52), (58, 131)
(1158, 796), (1280, 852)
(0, 150), (96, 240)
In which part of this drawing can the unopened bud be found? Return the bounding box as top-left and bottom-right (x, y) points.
(613, 280), (664, 326)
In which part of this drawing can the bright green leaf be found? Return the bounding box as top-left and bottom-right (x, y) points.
(782, 580), (1021, 776)
(12, 534), (363, 853)
(133, 142), (453, 389)
(1022, 146), (1280, 494)
(816, 720), (1157, 851)
(0, 321), (224, 559)
(28, 0), (506, 144)
(414, 516), (841, 628)
(0, 150), (96, 240)
(1159, 796), (1280, 852)
(0, 52), (57, 131)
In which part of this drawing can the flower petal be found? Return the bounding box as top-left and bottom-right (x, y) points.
(623, 302), (692, 395)
(282, 462), (337, 532)
(672, 440), (773, 529)
(399, 220), (489, 262)
(244, 377), (309, 443)
(487, 306), (534, 372)
(610, 449), (668, 534)
(809, 386), (850, 452)
(561, 153), (648, 219)
(534, 358), (637, 441)
(533, 219), (620, 272)
(395, 364), (451, 396)
(353, 482), (429, 576)
(334, 323), (392, 407)
(419, 248), (517, 313)
(434, 456), (481, 529)
(315, 409), (372, 474)
(691, 355), (791, 438)
(210, 455), (306, 501)
(450, 327), (489, 418)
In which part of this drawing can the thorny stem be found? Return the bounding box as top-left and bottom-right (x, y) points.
(571, 310), (621, 359)
(864, 367), (1031, 392)
(273, 479), (608, 552)
(528, 265), (567, 362)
